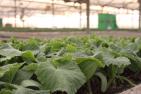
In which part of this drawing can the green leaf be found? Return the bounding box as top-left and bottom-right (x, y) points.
(76, 57), (104, 67)
(0, 57), (11, 62)
(124, 54), (141, 72)
(1, 63), (23, 83)
(13, 69), (33, 85)
(79, 61), (97, 80)
(0, 63), (21, 78)
(0, 44), (21, 58)
(48, 40), (64, 52)
(36, 52), (47, 62)
(14, 87), (50, 94)
(95, 72), (108, 93)
(21, 80), (41, 89)
(76, 57), (104, 80)
(22, 51), (36, 62)
(66, 44), (77, 52)
(23, 63), (38, 72)
(36, 60), (86, 94)
(0, 89), (12, 94)
(0, 81), (17, 90)
(22, 39), (40, 52)
(0, 65), (12, 78)
(103, 56), (131, 67)
(13, 63), (37, 84)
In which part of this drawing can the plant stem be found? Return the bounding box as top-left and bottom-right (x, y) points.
(107, 78), (115, 89)
(87, 81), (93, 94)
(117, 76), (136, 87)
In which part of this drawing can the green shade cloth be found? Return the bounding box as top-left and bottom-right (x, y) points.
(98, 14), (118, 30)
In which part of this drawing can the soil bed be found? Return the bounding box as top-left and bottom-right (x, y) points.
(0, 31), (141, 40)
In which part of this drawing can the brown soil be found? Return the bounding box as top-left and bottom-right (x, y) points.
(0, 31), (141, 40)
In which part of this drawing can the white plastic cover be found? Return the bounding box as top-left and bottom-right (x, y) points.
(0, 0), (139, 17)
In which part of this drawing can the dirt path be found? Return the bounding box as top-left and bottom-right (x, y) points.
(120, 84), (141, 94)
(0, 31), (141, 40)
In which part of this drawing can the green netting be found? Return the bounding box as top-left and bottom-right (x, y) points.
(98, 14), (118, 30)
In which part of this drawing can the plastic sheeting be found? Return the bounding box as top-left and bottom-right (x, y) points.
(90, 0), (139, 9)
(0, 0), (139, 17)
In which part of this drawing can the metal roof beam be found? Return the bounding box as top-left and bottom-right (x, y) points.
(0, 5), (45, 11)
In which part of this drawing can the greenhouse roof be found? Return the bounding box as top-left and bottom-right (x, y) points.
(0, 0), (139, 17)
(90, 0), (139, 9)
(65, 0), (139, 10)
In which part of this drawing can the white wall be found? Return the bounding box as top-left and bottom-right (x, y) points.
(116, 14), (139, 29)
(2, 13), (139, 29)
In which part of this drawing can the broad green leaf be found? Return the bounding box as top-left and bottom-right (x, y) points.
(36, 52), (47, 62)
(0, 81), (49, 94)
(0, 57), (11, 62)
(0, 63), (21, 78)
(0, 89), (12, 94)
(66, 44), (77, 52)
(76, 57), (104, 67)
(48, 39), (65, 52)
(22, 63), (38, 72)
(36, 60), (86, 94)
(124, 53), (141, 72)
(124, 43), (138, 53)
(103, 56), (131, 67)
(21, 80), (41, 89)
(0, 44), (21, 58)
(14, 87), (50, 94)
(13, 69), (33, 85)
(1, 63), (23, 83)
(0, 64), (12, 78)
(95, 72), (107, 93)
(13, 63), (37, 84)
(76, 57), (104, 80)
(39, 44), (47, 53)
(22, 51), (36, 62)
(22, 39), (39, 51)
(0, 81), (17, 90)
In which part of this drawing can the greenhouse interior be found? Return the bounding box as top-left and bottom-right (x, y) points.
(0, 0), (141, 94)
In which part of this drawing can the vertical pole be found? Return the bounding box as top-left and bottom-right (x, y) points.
(52, 0), (55, 28)
(21, 8), (25, 28)
(86, 0), (90, 33)
(138, 0), (141, 30)
(14, 0), (17, 27)
(79, 3), (82, 28)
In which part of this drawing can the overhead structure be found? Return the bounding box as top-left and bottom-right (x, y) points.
(90, 0), (139, 10)
(0, 0), (139, 29)
(0, 0), (139, 17)
(64, 0), (139, 9)
(63, 0), (139, 32)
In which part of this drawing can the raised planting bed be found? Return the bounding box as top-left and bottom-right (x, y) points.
(0, 31), (141, 40)
(0, 35), (141, 94)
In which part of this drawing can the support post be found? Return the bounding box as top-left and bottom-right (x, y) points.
(86, 0), (90, 33)
(14, 0), (17, 27)
(79, 3), (82, 28)
(138, 0), (141, 30)
(52, 0), (55, 28)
